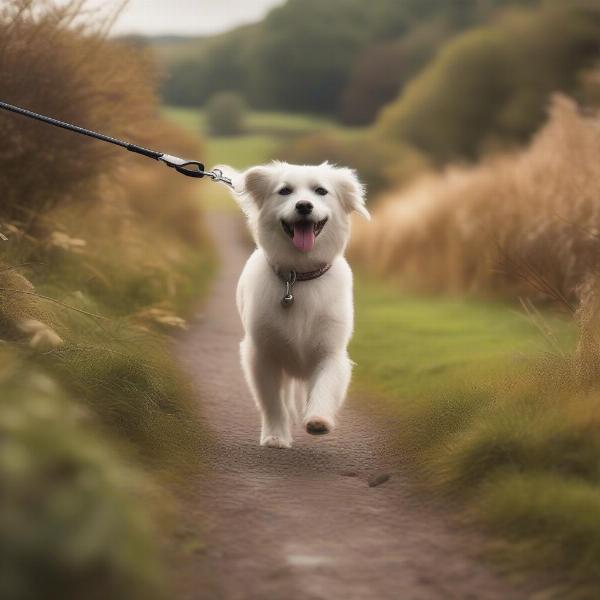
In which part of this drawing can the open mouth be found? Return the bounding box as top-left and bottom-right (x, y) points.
(281, 218), (328, 252)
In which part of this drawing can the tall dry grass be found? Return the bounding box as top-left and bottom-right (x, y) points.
(0, 0), (209, 324)
(351, 95), (600, 308)
(0, 2), (212, 597)
(0, 0), (158, 223)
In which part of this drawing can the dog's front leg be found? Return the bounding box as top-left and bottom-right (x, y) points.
(304, 352), (352, 435)
(241, 338), (292, 448)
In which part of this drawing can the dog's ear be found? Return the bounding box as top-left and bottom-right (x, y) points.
(333, 167), (370, 221)
(213, 163), (273, 212)
(244, 166), (273, 205)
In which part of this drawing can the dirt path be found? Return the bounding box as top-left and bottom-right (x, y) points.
(177, 211), (534, 600)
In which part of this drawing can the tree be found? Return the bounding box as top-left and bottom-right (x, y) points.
(377, 3), (600, 163)
(159, 25), (256, 107)
(339, 21), (453, 124)
(249, 0), (369, 113)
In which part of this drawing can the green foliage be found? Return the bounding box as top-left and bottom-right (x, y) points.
(248, 0), (370, 113)
(0, 355), (164, 600)
(164, 106), (334, 170)
(157, 0), (537, 115)
(351, 279), (574, 401)
(477, 471), (600, 585)
(378, 3), (600, 162)
(339, 22), (454, 124)
(159, 26), (257, 107)
(205, 92), (247, 136)
(280, 130), (429, 195)
(42, 318), (204, 470)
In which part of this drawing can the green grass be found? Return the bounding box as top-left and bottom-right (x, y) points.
(477, 470), (600, 595)
(164, 106), (336, 169)
(351, 278), (575, 401)
(351, 278), (600, 590)
(164, 106), (333, 139)
(205, 134), (280, 170)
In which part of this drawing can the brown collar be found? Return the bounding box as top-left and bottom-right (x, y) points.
(271, 263), (332, 307)
(273, 263), (332, 283)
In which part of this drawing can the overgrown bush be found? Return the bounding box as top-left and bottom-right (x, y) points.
(205, 91), (247, 136)
(279, 130), (429, 196)
(0, 354), (164, 600)
(0, 0), (160, 223)
(377, 2), (600, 163)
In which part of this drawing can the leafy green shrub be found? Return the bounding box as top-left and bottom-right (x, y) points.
(205, 92), (247, 136)
(377, 3), (600, 163)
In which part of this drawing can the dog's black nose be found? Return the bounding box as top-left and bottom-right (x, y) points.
(295, 201), (313, 215)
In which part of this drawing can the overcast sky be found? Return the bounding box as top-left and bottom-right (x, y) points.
(85, 0), (285, 37)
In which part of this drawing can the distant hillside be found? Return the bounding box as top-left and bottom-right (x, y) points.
(145, 0), (542, 117)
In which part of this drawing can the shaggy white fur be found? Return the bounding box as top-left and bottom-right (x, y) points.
(220, 161), (369, 448)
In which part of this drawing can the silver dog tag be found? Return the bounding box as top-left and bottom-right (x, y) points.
(281, 271), (296, 307)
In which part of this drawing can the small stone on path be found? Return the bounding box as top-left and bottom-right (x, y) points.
(368, 473), (391, 487)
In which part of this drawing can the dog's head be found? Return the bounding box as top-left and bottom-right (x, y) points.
(221, 161), (369, 269)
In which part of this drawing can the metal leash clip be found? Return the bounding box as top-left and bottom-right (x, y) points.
(207, 168), (233, 187)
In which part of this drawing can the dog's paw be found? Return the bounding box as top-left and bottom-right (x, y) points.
(261, 435), (291, 449)
(305, 416), (333, 436)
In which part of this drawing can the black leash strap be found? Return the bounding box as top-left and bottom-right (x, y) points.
(0, 100), (232, 186)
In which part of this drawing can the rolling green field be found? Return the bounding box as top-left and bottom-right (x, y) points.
(164, 106), (333, 169)
(351, 279), (575, 401)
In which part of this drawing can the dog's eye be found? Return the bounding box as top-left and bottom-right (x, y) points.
(314, 187), (328, 196)
(278, 186), (293, 196)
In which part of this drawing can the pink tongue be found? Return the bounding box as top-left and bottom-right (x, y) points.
(292, 223), (316, 252)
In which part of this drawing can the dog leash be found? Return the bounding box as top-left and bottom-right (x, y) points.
(0, 100), (233, 187)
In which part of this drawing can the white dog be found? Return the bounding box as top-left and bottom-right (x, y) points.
(221, 161), (370, 448)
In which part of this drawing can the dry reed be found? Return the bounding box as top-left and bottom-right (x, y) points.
(351, 95), (600, 307)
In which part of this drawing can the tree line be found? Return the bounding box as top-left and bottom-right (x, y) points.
(154, 0), (600, 164)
